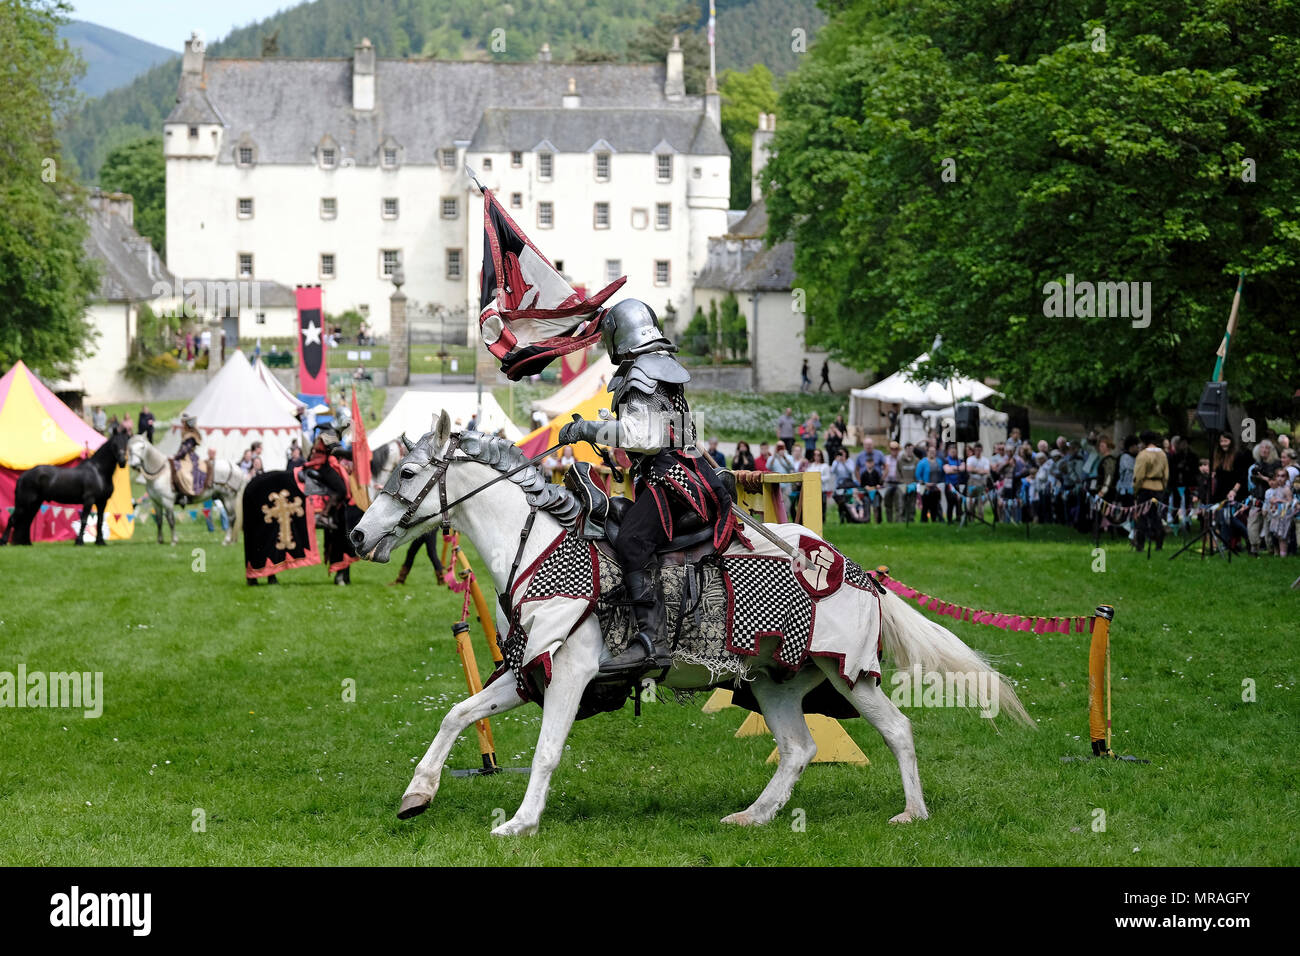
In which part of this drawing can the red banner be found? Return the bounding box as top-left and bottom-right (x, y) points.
(295, 285), (327, 396)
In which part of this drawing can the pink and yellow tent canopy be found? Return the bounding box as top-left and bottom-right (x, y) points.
(0, 361), (134, 541)
(517, 389), (612, 467)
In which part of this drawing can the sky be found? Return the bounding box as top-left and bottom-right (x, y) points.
(70, 1), (298, 52)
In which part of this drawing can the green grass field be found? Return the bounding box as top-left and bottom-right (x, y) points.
(1, 519), (1296, 866)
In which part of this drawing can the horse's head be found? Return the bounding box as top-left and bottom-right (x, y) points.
(351, 410), (455, 562)
(108, 426), (130, 467)
(126, 435), (149, 470)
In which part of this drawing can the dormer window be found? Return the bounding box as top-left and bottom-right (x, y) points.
(321, 148), (337, 169)
(440, 148), (456, 169)
(656, 153), (672, 183)
(538, 152), (553, 180)
(237, 146), (254, 167)
(382, 147), (398, 168)
(595, 152), (610, 182)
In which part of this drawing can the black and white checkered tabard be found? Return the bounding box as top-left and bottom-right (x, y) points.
(844, 556), (882, 594)
(500, 530), (597, 681)
(722, 555), (815, 669)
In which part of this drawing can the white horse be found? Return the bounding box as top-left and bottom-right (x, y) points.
(351, 412), (1033, 837)
(127, 435), (247, 545)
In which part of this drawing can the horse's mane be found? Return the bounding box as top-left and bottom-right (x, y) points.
(90, 428), (126, 467)
(453, 431), (581, 526)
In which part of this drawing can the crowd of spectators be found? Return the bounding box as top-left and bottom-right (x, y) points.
(719, 411), (1300, 558)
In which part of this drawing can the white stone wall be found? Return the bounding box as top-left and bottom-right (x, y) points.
(692, 286), (870, 394)
(167, 132), (726, 344)
(63, 302), (134, 403)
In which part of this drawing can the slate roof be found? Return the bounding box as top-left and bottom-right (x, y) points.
(469, 108), (728, 155)
(168, 58), (719, 165)
(180, 279), (298, 309)
(84, 200), (173, 302)
(694, 198), (794, 292)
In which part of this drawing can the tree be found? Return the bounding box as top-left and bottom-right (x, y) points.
(720, 292), (747, 358)
(681, 306), (710, 356)
(0, 0), (98, 378)
(98, 136), (165, 254)
(706, 299), (720, 358)
(627, 3), (708, 95)
(720, 64), (778, 209)
(763, 0), (1300, 424)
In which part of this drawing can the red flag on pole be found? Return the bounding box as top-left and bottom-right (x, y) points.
(350, 387), (370, 491)
(296, 285), (328, 396)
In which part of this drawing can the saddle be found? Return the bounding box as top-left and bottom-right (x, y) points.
(564, 462), (716, 563)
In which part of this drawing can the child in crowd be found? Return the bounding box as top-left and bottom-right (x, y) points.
(1265, 469), (1293, 557)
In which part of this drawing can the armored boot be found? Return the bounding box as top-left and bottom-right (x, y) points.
(600, 569), (672, 676)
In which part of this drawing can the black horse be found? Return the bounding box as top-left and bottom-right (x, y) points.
(3, 426), (130, 546)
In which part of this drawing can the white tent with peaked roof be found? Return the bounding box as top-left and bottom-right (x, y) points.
(253, 356), (308, 417)
(849, 353), (999, 437)
(164, 350), (302, 467)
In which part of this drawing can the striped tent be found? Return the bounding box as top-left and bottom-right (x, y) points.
(0, 361), (134, 541)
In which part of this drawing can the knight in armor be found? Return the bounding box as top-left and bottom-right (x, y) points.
(557, 300), (739, 676)
(304, 423), (353, 527)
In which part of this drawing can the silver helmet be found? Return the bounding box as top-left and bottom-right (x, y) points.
(600, 299), (675, 361)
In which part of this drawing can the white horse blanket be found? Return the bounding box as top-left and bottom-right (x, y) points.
(498, 523), (884, 702)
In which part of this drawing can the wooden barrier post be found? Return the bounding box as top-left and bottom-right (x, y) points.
(458, 548), (503, 666)
(451, 621), (498, 772)
(1088, 605), (1114, 756)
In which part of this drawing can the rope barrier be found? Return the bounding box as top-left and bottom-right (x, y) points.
(871, 568), (1096, 635)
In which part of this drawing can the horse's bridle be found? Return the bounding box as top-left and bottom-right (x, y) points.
(388, 435), (565, 535)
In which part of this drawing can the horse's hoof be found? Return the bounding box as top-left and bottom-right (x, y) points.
(721, 811), (757, 826)
(889, 808), (928, 824)
(74, 539), (84, 546)
(95, 540), (107, 547)
(491, 819), (538, 837)
(397, 793), (432, 819)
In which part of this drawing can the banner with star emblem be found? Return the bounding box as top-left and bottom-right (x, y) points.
(295, 285), (328, 396)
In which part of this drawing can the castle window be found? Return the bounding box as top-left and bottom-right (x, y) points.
(593, 202), (610, 229)
(321, 148), (337, 169)
(594, 152), (610, 182)
(238, 253), (254, 278)
(654, 260), (670, 286)
(382, 197), (399, 219)
(482, 158), (493, 171)
(656, 203), (671, 229)
(321, 197), (337, 219)
(382, 147), (398, 168)
(320, 254), (335, 279)
(511, 151), (523, 167)
(605, 259), (622, 284)
(538, 152), (553, 180)
(440, 148), (456, 169)
(237, 146), (254, 167)
(380, 249), (401, 278)
(446, 248), (463, 279)
(237, 198), (253, 219)
(656, 154), (672, 182)
(188, 125), (199, 138)
(510, 192), (522, 208)
(630, 208), (648, 230)
(440, 197), (459, 219)
(256, 312), (266, 325)
(538, 202), (554, 228)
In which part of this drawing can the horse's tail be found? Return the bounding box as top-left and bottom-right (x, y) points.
(877, 588), (1034, 728)
(232, 476), (247, 541)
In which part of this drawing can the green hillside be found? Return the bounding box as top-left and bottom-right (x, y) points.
(58, 20), (174, 98)
(60, 0), (823, 180)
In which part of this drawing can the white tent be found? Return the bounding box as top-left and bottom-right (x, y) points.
(902, 402), (1009, 452)
(370, 389), (523, 448)
(163, 350), (302, 467)
(531, 354), (616, 420)
(252, 356), (307, 417)
(850, 353), (998, 437)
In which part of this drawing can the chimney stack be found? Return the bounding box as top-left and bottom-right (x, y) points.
(751, 112), (776, 203)
(353, 38), (376, 111)
(664, 35), (684, 100)
(182, 31), (205, 76)
(538, 42), (552, 63)
(562, 76), (581, 109)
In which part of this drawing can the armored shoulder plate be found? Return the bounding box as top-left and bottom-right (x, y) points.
(609, 352), (690, 406)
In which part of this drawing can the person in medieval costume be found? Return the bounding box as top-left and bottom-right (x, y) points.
(303, 423), (353, 526)
(172, 414), (207, 504)
(557, 299), (740, 676)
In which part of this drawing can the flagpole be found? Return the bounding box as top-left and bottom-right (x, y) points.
(707, 1), (717, 88)
(1211, 271), (1244, 382)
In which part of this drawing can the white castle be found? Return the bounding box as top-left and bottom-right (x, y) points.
(163, 34), (731, 344)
